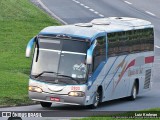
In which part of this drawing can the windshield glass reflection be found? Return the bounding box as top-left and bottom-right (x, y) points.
(31, 37), (89, 84)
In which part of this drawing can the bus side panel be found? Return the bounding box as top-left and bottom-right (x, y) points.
(126, 52), (154, 96)
(137, 52), (153, 95)
(101, 51), (153, 102)
(85, 57), (118, 105)
(102, 55), (129, 101)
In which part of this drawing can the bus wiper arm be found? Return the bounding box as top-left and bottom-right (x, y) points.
(57, 74), (80, 84)
(35, 71), (59, 78)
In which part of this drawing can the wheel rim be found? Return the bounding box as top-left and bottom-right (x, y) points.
(94, 92), (100, 107)
(133, 86), (137, 99)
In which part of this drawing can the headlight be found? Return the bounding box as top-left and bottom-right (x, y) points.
(68, 91), (85, 97)
(28, 86), (43, 93)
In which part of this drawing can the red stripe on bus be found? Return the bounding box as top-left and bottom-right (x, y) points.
(113, 56), (154, 93)
(113, 59), (135, 91)
(145, 56), (154, 64)
(125, 59), (135, 71)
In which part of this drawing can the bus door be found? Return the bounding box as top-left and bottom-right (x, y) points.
(86, 36), (106, 96)
(92, 36), (106, 75)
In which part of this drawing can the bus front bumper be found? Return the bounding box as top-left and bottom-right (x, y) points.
(29, 91), (86, 105)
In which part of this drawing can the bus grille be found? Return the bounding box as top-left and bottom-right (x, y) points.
(144, 69), (151, 89)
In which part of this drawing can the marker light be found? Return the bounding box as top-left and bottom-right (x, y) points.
(68, 91), (85, 97)
(28, 86), (43, 93)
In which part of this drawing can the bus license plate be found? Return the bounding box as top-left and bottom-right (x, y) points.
(50, 97), (60, 102)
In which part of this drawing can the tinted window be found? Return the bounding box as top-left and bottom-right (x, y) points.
(62, 40), (89, 53)
(38, 38), (89, 53)
(39, 39), (61, 50)
(108, 28), (154, 56)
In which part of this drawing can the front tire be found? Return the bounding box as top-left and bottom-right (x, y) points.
(40, 102), (52, 108)
(90, 91), (100, 109)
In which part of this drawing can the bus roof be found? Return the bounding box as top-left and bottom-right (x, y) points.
(39, 17), (153, 41)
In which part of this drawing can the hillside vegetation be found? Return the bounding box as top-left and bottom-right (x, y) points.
(0, 0), (60, 106)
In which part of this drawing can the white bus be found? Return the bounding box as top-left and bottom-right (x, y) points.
(26, 17), (154, 108)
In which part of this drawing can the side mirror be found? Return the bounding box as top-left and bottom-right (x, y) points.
(86, 53), (92, 64)
(86, 40), (97, 64)
(25, 37), (36, 58)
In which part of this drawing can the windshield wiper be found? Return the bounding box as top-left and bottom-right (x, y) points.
(57, 74), (80, 84)
(34, 71), (59, 78)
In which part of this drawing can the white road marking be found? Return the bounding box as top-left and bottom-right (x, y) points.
(124, 1), (132, 5)
(75, 1), (80, 4)
(99, 14), (104, 17)
(84, 6), (90, 9)
(123, 0), (156, 17)
(37, 0), (67, 24)
(80, 3), (85, 6)
(94, 11), (99, 14)
(89, 9), (95, 12)
(72, 0), (105, 18)
(145, 11), (156, 16)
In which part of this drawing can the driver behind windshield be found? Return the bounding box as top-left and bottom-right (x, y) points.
(72, 59), (86, 78)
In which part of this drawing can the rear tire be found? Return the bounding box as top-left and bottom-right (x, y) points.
(40, 102), (52, 108)
(129, 83), (137, 100)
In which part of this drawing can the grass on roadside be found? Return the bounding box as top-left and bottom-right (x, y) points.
(0, 0), (60, 107)
(75, 108), (160, 120)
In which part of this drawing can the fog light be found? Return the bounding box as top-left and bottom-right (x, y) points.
(68, 91), (85, 97)
(28, 86), (43, 93)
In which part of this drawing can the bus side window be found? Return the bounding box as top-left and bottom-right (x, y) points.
(93, 36), (106, 72)
(108, 28), (154, 56)
(108, 32), (119, 56)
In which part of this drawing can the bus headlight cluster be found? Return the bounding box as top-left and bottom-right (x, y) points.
(28, 86), (43, 93)
(68, 91), (85, 97)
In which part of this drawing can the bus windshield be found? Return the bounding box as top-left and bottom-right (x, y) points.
(31, 37), (89, 85)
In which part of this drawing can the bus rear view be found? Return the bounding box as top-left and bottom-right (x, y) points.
(26, 17), (154, 108)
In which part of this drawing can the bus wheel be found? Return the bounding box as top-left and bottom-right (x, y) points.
(90, 90), (100, 109)
(40, 102), (52, 108)
(129, 83), (137, 100)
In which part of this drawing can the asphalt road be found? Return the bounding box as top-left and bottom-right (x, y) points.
(1, 0), (160, 119)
